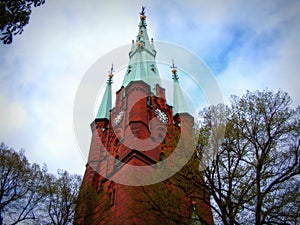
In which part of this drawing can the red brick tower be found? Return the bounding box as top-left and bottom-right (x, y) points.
(74, 8), (214, 225)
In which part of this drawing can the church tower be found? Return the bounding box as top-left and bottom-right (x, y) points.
(74, 8), (214, 225)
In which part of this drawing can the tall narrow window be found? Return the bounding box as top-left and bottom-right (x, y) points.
(109, 189), (115, 206)
(108, 182), (115, 207)
(147, 96), (152, 107)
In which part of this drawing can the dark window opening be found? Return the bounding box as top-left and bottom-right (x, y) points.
(158, 152), (166, 168)
(147, 96), (152, 107)
(114, 138), (119, 146)
(109, 189), (115, 206)
(159, 152), (166, 161)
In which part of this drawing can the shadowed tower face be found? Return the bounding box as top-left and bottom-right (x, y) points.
(74, 7), (214, 225)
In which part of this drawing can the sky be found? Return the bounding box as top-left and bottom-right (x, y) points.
(0, 0), (300, 175)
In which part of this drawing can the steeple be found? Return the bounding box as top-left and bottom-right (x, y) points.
(96, 65), (114, 119)
(76, 8), (214, 225)
(171, 61), (189, 115)
(122, 6), (162, 94)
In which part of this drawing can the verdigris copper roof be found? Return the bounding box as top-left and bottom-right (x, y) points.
(122, 7), (162, 94)
(96, 68), (113, 119)
(171, 61), (189, 115)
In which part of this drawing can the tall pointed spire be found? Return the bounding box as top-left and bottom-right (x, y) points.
(172, 60), (189, 115)
(96, 65), (114, 119)
(122, 7), (162, 94)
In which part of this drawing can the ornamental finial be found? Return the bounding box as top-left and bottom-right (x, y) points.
(140, 6), (146, 20)
(140, 6), (146, 15)
(171, 60), (179, 80)
(108, 64), (114, 82)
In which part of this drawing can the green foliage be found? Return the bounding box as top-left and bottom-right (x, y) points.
(0, 143), (45, 224)
(41, 170), (82, 225)
(0, 143), (82, 224)
(0, 0), (45, 44)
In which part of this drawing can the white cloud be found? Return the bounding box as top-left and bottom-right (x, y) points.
(0, 95), (26, 133)
(0, 0), (300, 175)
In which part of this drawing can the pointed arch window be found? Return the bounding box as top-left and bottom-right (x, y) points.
(98, 181), (104, 192)
(107, 182), (116, 207)
(109, 189), (115, 206)
(147, 96), (152, 107)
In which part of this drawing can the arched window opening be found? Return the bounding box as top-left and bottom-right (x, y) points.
(109, 189), (115, 206)
(159, 152), (165, 161)
(107, 182), (115, 207)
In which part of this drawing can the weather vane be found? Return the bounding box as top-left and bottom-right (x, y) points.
(140, 6), (146, 16)
(108, 64), (114, 79)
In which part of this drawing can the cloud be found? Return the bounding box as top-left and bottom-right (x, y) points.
(148, 0), (300, 107)
(0, 0), (299, 174)
(0, 95), (26, 133)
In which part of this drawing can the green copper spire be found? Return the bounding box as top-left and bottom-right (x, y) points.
(172, 61), (189, 115)
(96, 66), (113, 119)
(122, 7), (162, 94)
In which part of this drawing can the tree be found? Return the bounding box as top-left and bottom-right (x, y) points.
(127, 90), (299, 224)
(197, 90), (300, 224)
(0, 143), (83, 224)
(0, 143), (46, 225)
(0, 0), (45, 44)
(40, 170), (82, 225)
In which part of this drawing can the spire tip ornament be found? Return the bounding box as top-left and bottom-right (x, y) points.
(140, 6), (146, 20)
(171, 60), (179, 80)
(108, 64), (114, 83)
(122, 7), (162, 91)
